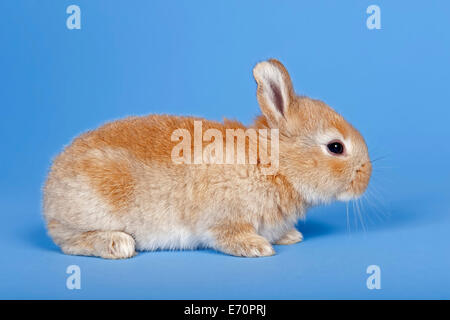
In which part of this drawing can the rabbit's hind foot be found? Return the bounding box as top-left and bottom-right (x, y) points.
(48, 221), (136, 259)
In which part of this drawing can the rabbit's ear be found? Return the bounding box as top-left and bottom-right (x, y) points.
(253, 59), (294, 127)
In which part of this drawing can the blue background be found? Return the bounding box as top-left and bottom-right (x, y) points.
(1, 0), (449, 299)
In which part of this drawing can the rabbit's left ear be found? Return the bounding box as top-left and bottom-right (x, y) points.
(253, 59), (295, 127)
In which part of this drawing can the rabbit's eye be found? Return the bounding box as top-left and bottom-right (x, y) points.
(327, 141), (344, 155)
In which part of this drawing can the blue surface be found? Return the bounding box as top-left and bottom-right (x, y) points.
(1, 0), (449, 299)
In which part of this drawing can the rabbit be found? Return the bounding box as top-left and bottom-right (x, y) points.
(43, 59), (372, 259)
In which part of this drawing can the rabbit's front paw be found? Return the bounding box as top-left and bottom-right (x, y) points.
(213, 224), (275, 257)
(232, 234), (275, 257)
(274, 228), (303, 245)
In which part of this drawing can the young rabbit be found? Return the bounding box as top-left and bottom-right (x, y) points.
(43, 59), (372, 259)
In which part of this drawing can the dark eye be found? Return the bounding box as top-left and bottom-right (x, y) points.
(327, 141), (344, 155)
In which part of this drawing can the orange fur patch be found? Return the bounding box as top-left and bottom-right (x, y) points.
(78, 156), (135, 211)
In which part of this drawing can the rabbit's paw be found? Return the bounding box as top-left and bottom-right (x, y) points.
(274, 228), (303, 245)
(60, 230), (136, 259)
(214, 225), (275, 257)
(231, 234), (275, 257)
(102, 231), (137, 259)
